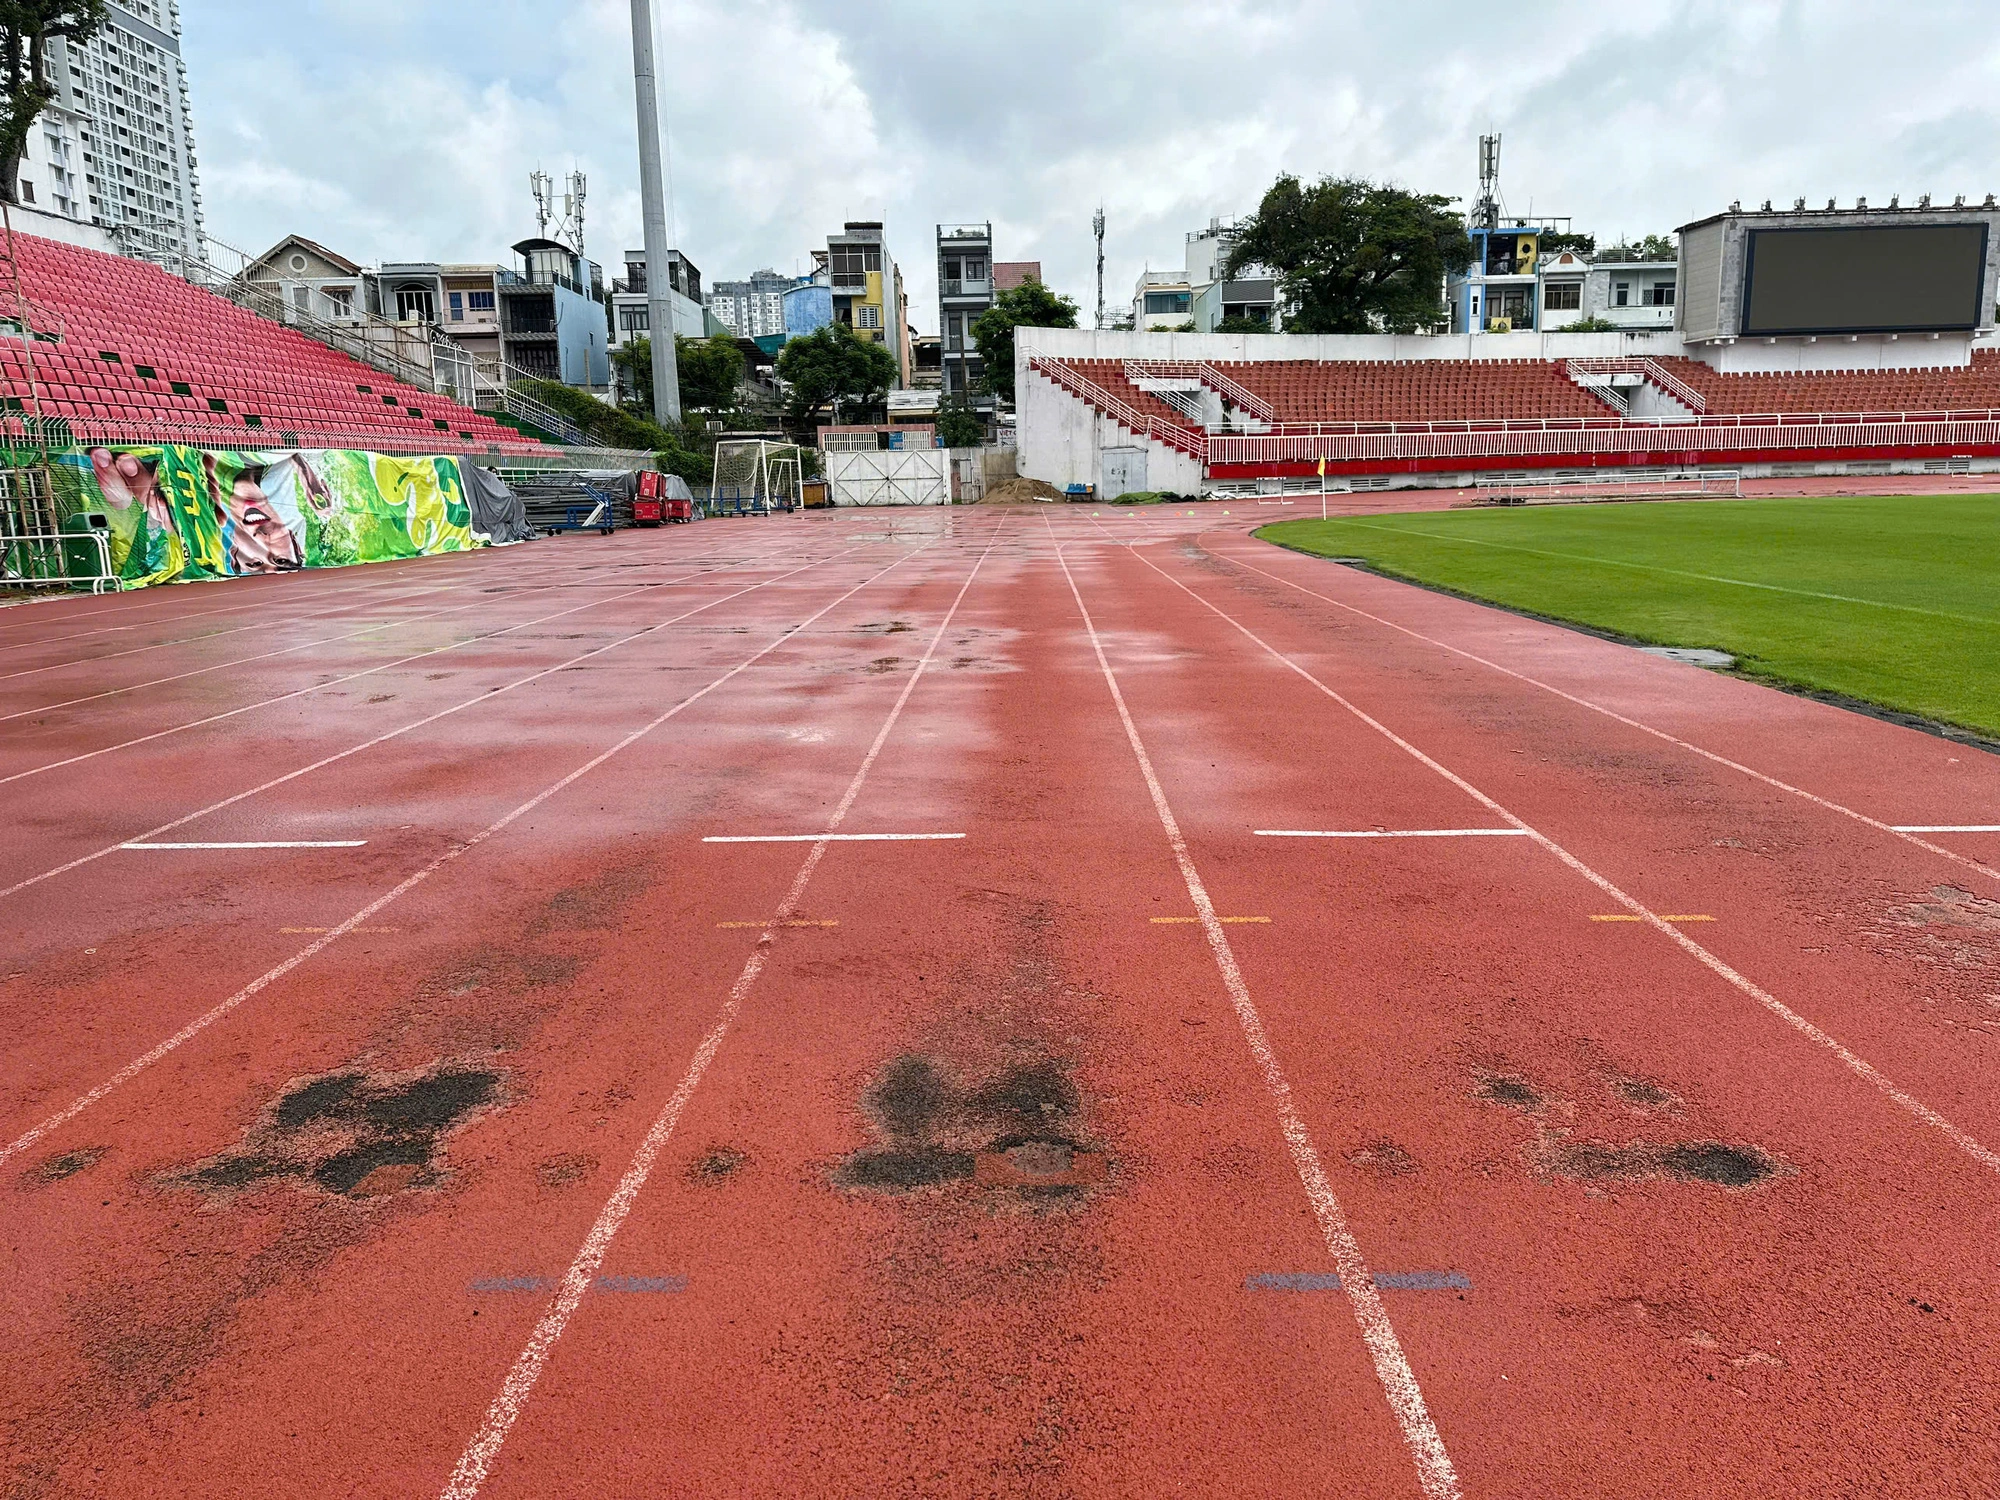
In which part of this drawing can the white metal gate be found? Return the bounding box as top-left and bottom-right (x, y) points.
(826, 447), (950, 506)
(1101, 445), (1147, 498)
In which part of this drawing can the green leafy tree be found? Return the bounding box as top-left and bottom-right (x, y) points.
(1537, 231), (1597, 259)
(1223, 174), (1472, 335)
(775, 322), (898, 430)
(1554, 315), (1622, 332)
(613, 335), (744, 414)
(0, 2), (105, 207)
(970, 278), (1079, 402)
(1597, 234), (1677, 263)
(1215, 314), (1272, 334)
(933, 389), (984, 448)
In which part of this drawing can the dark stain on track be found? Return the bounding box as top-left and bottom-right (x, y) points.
(836, 1054), (1106, 1203)
(687, 1146), (747, 1184)
(177, 1062), (503, 1200)
(23, 1145), (106, 1187)
(1477, 1073), (1542, 1110)
(1542, 1137), (1778, 1189)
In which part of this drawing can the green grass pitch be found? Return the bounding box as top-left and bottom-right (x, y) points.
(1258, 493), (2000, 739)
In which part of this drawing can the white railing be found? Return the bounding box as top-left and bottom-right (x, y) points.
(1122, 359), (1278, 422)
(1566, 356), (1709, 412)
(1564, 362), (1629, 415)
(1474, 470), (1742, 503)
(1, 528), (118, 592)
(1030, 358), (1205, 459)
(1207, 416), (2000, 468)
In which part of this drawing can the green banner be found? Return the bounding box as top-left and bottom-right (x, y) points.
(51, 445), (485, 587)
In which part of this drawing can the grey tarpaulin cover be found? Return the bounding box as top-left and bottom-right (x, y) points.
(462, 464), (532, 544)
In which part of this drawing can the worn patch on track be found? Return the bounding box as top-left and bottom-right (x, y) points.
(23, 1144), (106, 1187)
(835, 1054), (1108, 1204)
(175, 1062), (504, 1200)
(1539, 1137), (1778, 1189)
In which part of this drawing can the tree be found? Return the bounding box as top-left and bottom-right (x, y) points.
(1223, 174), (1472, 335)
(1215, 314), (1272, 334)
(933, 389), (984, 448)
(0, 2), (105, 207)
(1536, 231), (1596, 259)
(1597, 234), (1676, 263)
(970, 278), (1078, 402)
(613, 335), (744, 414)
(774, 322), (899, 430)
(1554, 315), (1621, 332)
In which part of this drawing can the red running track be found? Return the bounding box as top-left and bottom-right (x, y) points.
(3, 505), (1998, 1497)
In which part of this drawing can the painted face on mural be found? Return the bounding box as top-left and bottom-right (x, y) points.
(89, 447), (175, 533)
(203, 452), (303, 572)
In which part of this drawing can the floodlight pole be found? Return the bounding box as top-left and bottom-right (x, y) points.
(630, 0), (682, 426)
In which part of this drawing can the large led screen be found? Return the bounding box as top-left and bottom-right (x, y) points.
(1741, 224), (1988, 335)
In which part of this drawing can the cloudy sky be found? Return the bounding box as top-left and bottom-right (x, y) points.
(184, 1), (2000, 331)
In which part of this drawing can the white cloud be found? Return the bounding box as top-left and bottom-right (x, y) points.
(185, 0), (2000, 332)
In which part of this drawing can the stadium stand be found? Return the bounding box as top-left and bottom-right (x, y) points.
(1649, 351), (2000, 415)
(0, 233), (548, 454)
(1213, 358), (1610, 424)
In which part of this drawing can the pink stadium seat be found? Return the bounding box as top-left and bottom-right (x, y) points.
(5, 231), (546, 455)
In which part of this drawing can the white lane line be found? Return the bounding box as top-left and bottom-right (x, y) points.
(1255, 828), (1528, 839)
(0, 533), (810, 791)
(1052, 524), (1461, 1500)
(439, 516), (1011, 1500)
(0, 542), (931, 1171)
(700, 832), (964, 843)
(120, 841), (367, 850)
(1131, 540), (2000, 1177)
(1211, 543), (2000, 888)
(1893, 824), (2000, 833)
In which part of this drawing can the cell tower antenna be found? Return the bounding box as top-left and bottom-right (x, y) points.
(1092, 205), (1106, 330)
(560, 168), (588, 261)
(1475, 133), (1502, 231)
(530, 169), (554, 237)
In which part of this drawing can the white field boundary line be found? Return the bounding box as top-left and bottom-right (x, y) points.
(0, 539), (944, 1173)
(1209, 541), (2000, 889)
(1320, 517), (2000, 629)
(120, 841), (367, 850)
(0, 539), (873, 904)
(0, 531), (813, 790)
(0, 577), (576, 721)
(438, 516), (1011, 1500)
(700, 832), (964, 843)
(0, 574), (479, 688)
(0, 565), (443, 649)
(1049, 521), (1460, 1500)
(1130, 540), (2000, 1176)
(0, 539), (807, 707)
(1256, 828), (1527, 839)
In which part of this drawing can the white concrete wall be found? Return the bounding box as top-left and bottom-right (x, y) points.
(1018, 327), (1689, 365)
(14, 207), (114, 255)
(1014, 357), (1202, 493)
(1700, 334), (1974, 373)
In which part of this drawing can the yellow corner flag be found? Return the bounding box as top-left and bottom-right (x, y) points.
(1317, 457), (1327, 477)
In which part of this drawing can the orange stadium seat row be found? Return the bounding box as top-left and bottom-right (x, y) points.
(1, 233), (548, 454)
(1649, 352), (2000, 415)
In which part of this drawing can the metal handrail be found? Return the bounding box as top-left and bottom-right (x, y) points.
(1030, 358), (1206, 460)
(1, 527), (118, 593)
(1566, 356), (1708, 412)
(1123, 359), (1277, 422)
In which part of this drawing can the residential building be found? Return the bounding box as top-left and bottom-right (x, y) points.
(1134, 219), (1278, 333)
(937, 223), (991, 399)
(826, 222), (908, 383)
(1133, 269), (1194, 331)
(241, 235), (367, 323)
(707, 267), (789, 339)
(784, 267), (833, 341)
(1582, 257), (1678, 331)
(909, 332), (942, 389)
(499, 238), (609, 391)
(993, 261), (1041, 294)
(1449, 224), (1563, 332)
(608, 247), (710, 353)
(22, 1), (205, 264)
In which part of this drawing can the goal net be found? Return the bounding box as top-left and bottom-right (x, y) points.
(710, 440), (805, 513)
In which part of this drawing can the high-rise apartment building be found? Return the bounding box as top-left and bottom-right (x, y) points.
(16, 2), (205, 263)
(707, 268), (790, 339)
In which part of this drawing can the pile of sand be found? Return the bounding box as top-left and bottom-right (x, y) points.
(980, 477), (1067, 504)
